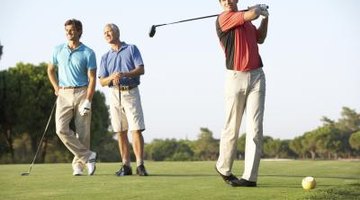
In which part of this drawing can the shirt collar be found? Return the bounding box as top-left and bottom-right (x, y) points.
(111, 41), (128, 52)
(65, 43), (84, 52)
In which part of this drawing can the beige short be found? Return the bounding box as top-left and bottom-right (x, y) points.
(109, 87), (145, 132)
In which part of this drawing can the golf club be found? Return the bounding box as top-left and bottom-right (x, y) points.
(118, 84), (122, 129)
(111, 79), (123, 143)
(149, 5), (269, 38)
(149, 14), (219, 38)
(21, 100), (56, 176)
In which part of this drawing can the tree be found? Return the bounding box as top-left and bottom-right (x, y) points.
(336, 107), (360, 158)
(192, 128), (219, 160)
(322, 107), (360, 158)
(23, 63), (55, 160)
(278, 140), (297, 158)
(289, 136), (305, 159)
(1, 63), (56, 163)
(89, 91), (110, 150)
(145, 139), (186, 161)
(313, 125), (342, 159)
(0, 70), (18, 161)
(336, 107), (360, 133)
(12, 63), (56, 163)
(169, 140), (194, 161)
(321, 116), (335, 125)
(349, 131), (360, 151)
(263, 136), (281, 158)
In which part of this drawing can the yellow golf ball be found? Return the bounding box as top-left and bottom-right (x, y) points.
(302, 176), (316, 190)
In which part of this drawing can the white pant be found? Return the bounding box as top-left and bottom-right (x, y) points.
(216, 68), (266, 182)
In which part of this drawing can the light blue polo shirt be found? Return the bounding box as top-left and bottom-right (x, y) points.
(52, 43), (97, 87)
(98, 42), (144, 87)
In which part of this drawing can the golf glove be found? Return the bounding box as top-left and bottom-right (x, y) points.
(79, 99), (91, 116)
(259, 4), (269, 11)
(248, 4), (269, 11)
(260, 9), (269, 18)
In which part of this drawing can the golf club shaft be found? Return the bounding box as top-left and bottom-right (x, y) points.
(149, 9), (251, 37)
(155, 9), (249, 28)
(118, 84), (122, 131)
(24, 100), (56, 175)
(155, 14), (219, 28)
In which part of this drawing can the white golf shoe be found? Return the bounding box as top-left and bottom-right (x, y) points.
(72, 164), (83, 176)
(87, 152), (97, 175)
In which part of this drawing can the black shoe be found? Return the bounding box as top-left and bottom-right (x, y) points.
(115, 165), (132, 176)
(238, 178), (257, 187)
(215, 166), (242, 187)
(136, 164), (149, 176)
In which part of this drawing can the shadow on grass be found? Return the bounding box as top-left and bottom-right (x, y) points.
(94, 173), (360, 180)
(90, 173), (217, 177)
(260, 174), (360, 180)
(149, 173), (217, 177)
(258, 183), (300, 188)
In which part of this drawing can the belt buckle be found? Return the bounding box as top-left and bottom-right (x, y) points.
(121, 86), (129, 91)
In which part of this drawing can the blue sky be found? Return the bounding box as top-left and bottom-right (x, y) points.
(1, 0), (359, 143)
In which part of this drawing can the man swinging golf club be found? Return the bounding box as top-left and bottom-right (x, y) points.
(99, 23), (148, 176)
(215, 0), (269, 187)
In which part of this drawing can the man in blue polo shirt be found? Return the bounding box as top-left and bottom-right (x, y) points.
(98, 23), (148, 176)
(47, 19), (97, 176)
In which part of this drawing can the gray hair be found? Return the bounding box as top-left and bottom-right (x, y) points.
(105, 23), (120, 38)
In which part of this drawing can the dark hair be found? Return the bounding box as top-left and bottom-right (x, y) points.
(64, 19), (83, 38)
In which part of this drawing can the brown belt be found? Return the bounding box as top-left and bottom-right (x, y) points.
(114, 85), (137, 91)
(60, 86), (87, 89)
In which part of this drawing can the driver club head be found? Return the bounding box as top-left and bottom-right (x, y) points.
(149, 25), (156, 38)
(21, 172), (30, 176)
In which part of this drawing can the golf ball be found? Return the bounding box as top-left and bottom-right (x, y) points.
(302, 176), (316, 190)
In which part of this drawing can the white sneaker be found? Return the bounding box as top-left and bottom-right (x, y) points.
(73, 164), (83, 176)
(87, 152), (97, 175)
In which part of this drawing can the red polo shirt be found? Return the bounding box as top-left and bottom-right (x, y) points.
(216, 11), (263, 71)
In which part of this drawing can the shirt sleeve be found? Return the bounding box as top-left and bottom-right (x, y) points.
(51, 45), (60, 66)
(88, 50), (97, 70)
(98, 53), (109, 78)
(218, 11), (245, 32)
(132, 45), (144, 67)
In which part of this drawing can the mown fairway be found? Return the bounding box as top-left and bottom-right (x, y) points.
(0, 160), (359, 200)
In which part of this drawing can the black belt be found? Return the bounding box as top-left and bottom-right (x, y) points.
(60, 86), (87, 89)
(115, 85), (137, 91)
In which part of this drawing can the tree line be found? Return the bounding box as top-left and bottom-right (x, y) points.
(0, 63), (359, 163)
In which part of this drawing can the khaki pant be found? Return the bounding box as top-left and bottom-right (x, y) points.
(216, 68), (266, 182)
(56, 87), (92, 167)
(109, 87), (145, 132)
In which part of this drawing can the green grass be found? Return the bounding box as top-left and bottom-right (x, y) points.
(0, 160), (359, 200)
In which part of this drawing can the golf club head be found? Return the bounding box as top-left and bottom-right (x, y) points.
(21, 172), (30, 176)
(149, 25), (156, 38)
